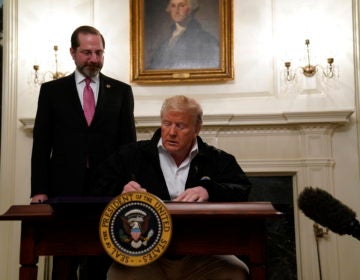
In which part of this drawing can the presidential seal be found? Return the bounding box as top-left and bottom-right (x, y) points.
(99, 192), (172, 266)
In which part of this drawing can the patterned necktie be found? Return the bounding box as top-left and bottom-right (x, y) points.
(83, 77), (95, 125)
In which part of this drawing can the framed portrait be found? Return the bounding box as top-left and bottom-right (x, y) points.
(130, 0), (234, 84)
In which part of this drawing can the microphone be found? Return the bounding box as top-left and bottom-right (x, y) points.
(298, 186), (360, 241)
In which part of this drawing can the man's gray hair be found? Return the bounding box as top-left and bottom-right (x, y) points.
(166, 0), (200, 14)
(188, 0), (199, 11)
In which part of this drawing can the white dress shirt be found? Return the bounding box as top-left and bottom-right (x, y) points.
(158, 138), (199, 199)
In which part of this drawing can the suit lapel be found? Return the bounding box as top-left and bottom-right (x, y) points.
(91, 74), (111, 126)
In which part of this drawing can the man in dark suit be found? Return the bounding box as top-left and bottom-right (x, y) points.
(30, 25), (136, 280)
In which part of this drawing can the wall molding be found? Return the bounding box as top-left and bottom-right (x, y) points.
(19, 109), (353, 131)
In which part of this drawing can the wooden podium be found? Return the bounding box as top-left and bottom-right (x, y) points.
(0, 201), (281, 280)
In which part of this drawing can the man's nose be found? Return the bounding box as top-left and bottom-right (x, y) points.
(169, 125), (177, 135)
(88, 53), (99, 62)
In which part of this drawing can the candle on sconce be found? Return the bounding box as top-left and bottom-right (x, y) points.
(33, 64), (41, 85)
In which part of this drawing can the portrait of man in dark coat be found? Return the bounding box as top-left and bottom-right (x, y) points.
(145, 0), (220, 70)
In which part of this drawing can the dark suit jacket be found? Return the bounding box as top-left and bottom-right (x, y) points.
(31, 72), (136, 197)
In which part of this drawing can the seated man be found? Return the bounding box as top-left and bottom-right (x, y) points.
(95, 95), (251, 280)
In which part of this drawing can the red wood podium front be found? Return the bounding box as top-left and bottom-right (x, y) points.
(0, 201), (281, 280)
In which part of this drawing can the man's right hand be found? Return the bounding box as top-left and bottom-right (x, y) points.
(30, 194), (48, 203)
(122, 181), (147, 194)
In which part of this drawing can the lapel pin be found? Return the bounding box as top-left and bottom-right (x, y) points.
(106, 84), (111, 88)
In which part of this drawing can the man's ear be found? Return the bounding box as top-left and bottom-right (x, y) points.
(195, 124), (202, 135)
(69, 48), (75, 59)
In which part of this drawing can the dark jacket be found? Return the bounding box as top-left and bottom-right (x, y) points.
(31, 72), (136, 197)
(95, 129), (251, 202)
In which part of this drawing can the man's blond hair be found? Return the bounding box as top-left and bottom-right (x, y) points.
(160, 95), (203, 126)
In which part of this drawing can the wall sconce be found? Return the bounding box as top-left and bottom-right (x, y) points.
(284, 39), (337, 82)
(33, 45), (67, 85)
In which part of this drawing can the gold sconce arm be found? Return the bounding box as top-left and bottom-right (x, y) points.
(284, 61), (296, 81)
(322, 57), (335, 78)
(33, 64), (41, 85)
(283, 39), (337, 82)
(302, 39), (317, 77)
(302, 65), (317, 77)
(33, 45), (67, 85)
(52, 45), (66, 79)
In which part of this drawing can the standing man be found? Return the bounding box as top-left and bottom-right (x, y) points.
(31, 25), (136, 279)
(96, 95), (251, 280)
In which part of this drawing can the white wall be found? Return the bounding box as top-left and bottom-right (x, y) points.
(1, 0), (359, 279)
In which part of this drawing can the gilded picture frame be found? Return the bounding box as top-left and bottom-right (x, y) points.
(130, 0), (233, 84)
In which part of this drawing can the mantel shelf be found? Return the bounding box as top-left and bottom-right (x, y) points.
(19, 110), (354, 131)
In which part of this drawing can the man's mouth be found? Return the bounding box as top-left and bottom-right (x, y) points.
(87, 64), (100, 70)
(166, 140), (178, 146)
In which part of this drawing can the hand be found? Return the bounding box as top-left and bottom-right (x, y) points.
(122, 181), (147, 194)
(30, 194), (48, 203)
(173, 186), (209, 202)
